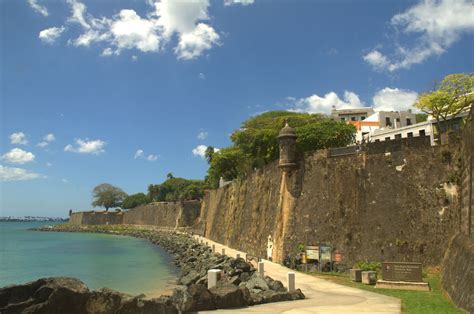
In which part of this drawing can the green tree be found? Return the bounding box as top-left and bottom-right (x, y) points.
(147, 177), (207, 202)
(207, 146), (250, 188)
(415, 73), (473, 143)
(122, 193), (149, 209)
(205, 146), (216, 164)
(415, 113), (428, 123)
(92, 183), (127, 211)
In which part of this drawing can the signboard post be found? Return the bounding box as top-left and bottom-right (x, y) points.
(376, 262), (429, 291)
(382, 262), (422, 282)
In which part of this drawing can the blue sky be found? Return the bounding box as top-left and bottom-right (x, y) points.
(1, 0), (473, 217)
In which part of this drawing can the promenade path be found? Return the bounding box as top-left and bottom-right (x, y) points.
(194, 235), (401, 314)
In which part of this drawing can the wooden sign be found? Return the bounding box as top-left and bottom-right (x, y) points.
(382, 262), (422, 282)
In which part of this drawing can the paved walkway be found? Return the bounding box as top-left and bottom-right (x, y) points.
(194, 235), (401, 314)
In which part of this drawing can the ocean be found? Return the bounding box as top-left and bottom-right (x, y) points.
(0, 221), (178, 297)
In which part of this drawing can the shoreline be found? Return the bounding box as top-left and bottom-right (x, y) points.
(1, 223), (305, 313)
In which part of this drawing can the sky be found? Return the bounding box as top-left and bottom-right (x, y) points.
(1, 0), (473, 217)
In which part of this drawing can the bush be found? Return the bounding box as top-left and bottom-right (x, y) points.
(354, 261), (381, 272)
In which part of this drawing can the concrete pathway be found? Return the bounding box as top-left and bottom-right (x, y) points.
(193, 235), (401, 314)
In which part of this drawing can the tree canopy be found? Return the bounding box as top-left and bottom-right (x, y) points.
(148, 177), (207, 202)
(206, 111), (355, 188)
(92, 183), (128, 211)
(415, 73), (473, 140)
(122, 193), (149, 209)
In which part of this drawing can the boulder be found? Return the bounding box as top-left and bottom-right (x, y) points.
(245, 275), (269, 291)
(209, 284), (249, 309)
(118, 296), (177, 314)
(172, 284), (216, 312)
(86, 288), (131, 313)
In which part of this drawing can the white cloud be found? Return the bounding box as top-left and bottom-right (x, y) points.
(67, 0), (91, 29)
(192, 145), (208, 159)
(134, 149), (158, 161)
(292, 91), (364, 114)
(43, 133), (55, 142)
(39, 27), (65, 44)
(61, 178), (69, 183)
(1, 148), (35, 164)
(372, 88), (418, 112)
(110, 9), (161, 53)
(192, 145), (219, 159)
(197, 131), (208, 140)
(134, 149), (144, 159)
(288, 87), (418, 114)
(198, 72), (206, 80)
(146, 154), (158, 161)
(28, 0), (49, 16)
(224, 0), (255, 6)
(46, 162), (53, 167)
(9, 132), (28, 145)
(363, 50), (389, 70)
(64, 138), (106, 154)
(0, 165), (42, 182)
(175, 23), (220, 60)
(46, 0), (219, 59)
(364, 0), (474, 71)
(132, 55), (138, 61)
(37, 133), (55, 148)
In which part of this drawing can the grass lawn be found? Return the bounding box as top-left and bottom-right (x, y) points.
(309, 268), (463, 314)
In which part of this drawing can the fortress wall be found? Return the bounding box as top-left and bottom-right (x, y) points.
(69, 212), (83, 225)
(80, 211), (124, 225)
(441, 108), (473, 313)
(123, 201), (201, 229)
(197, 137), (461, 266)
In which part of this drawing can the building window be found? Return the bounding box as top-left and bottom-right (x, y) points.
(341, 117), (345, 121)
(396, 118), (400, 123)
(361, 116), (366, 120)
(407, 132), (413, 137)
(374, 139), (380, 142)
(385, 137), (390, 141)
(395, 134), (402, 139)
(385, 117), (392, 127)
(351, 116), (356, 121)
(419, 129), (426, 136)
(406, 118), (412, 126)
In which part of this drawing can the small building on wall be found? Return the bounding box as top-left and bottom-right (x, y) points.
(331, 107), (375, 122)
(350, 110), (417, 143)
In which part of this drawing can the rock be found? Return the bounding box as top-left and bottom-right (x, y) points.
(86, 288), (131, 313)
(245, 275), (269, 291)
(268, 280), (286, 292)
(179, 270), (200, 286)
(209, 284), (249, 309)
(230, 258), (251, 272)
(229, 275), (241, 286)
(289, 288), (305, 300)
(0, 278), (47, 309)
(239, 272), (251, 282)
(172, 284), (215, 312)
(118, 296), (177, 314)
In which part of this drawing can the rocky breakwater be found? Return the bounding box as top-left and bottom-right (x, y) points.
(0, 277), (177, 314)
(2, 224), (304, 313)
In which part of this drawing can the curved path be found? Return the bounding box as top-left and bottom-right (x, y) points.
(193, 235), (401, 314)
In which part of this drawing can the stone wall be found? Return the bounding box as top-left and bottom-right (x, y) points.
(196, 137), (461, 267)
(123, 201), (201, 229)
(441, 233), (474, 313)
(69, 211), (124, 225)
(69, 201), (201, 229)
(441, 108), (473, 313)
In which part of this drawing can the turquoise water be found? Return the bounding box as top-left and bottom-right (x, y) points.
(0, 222), (178, 296)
